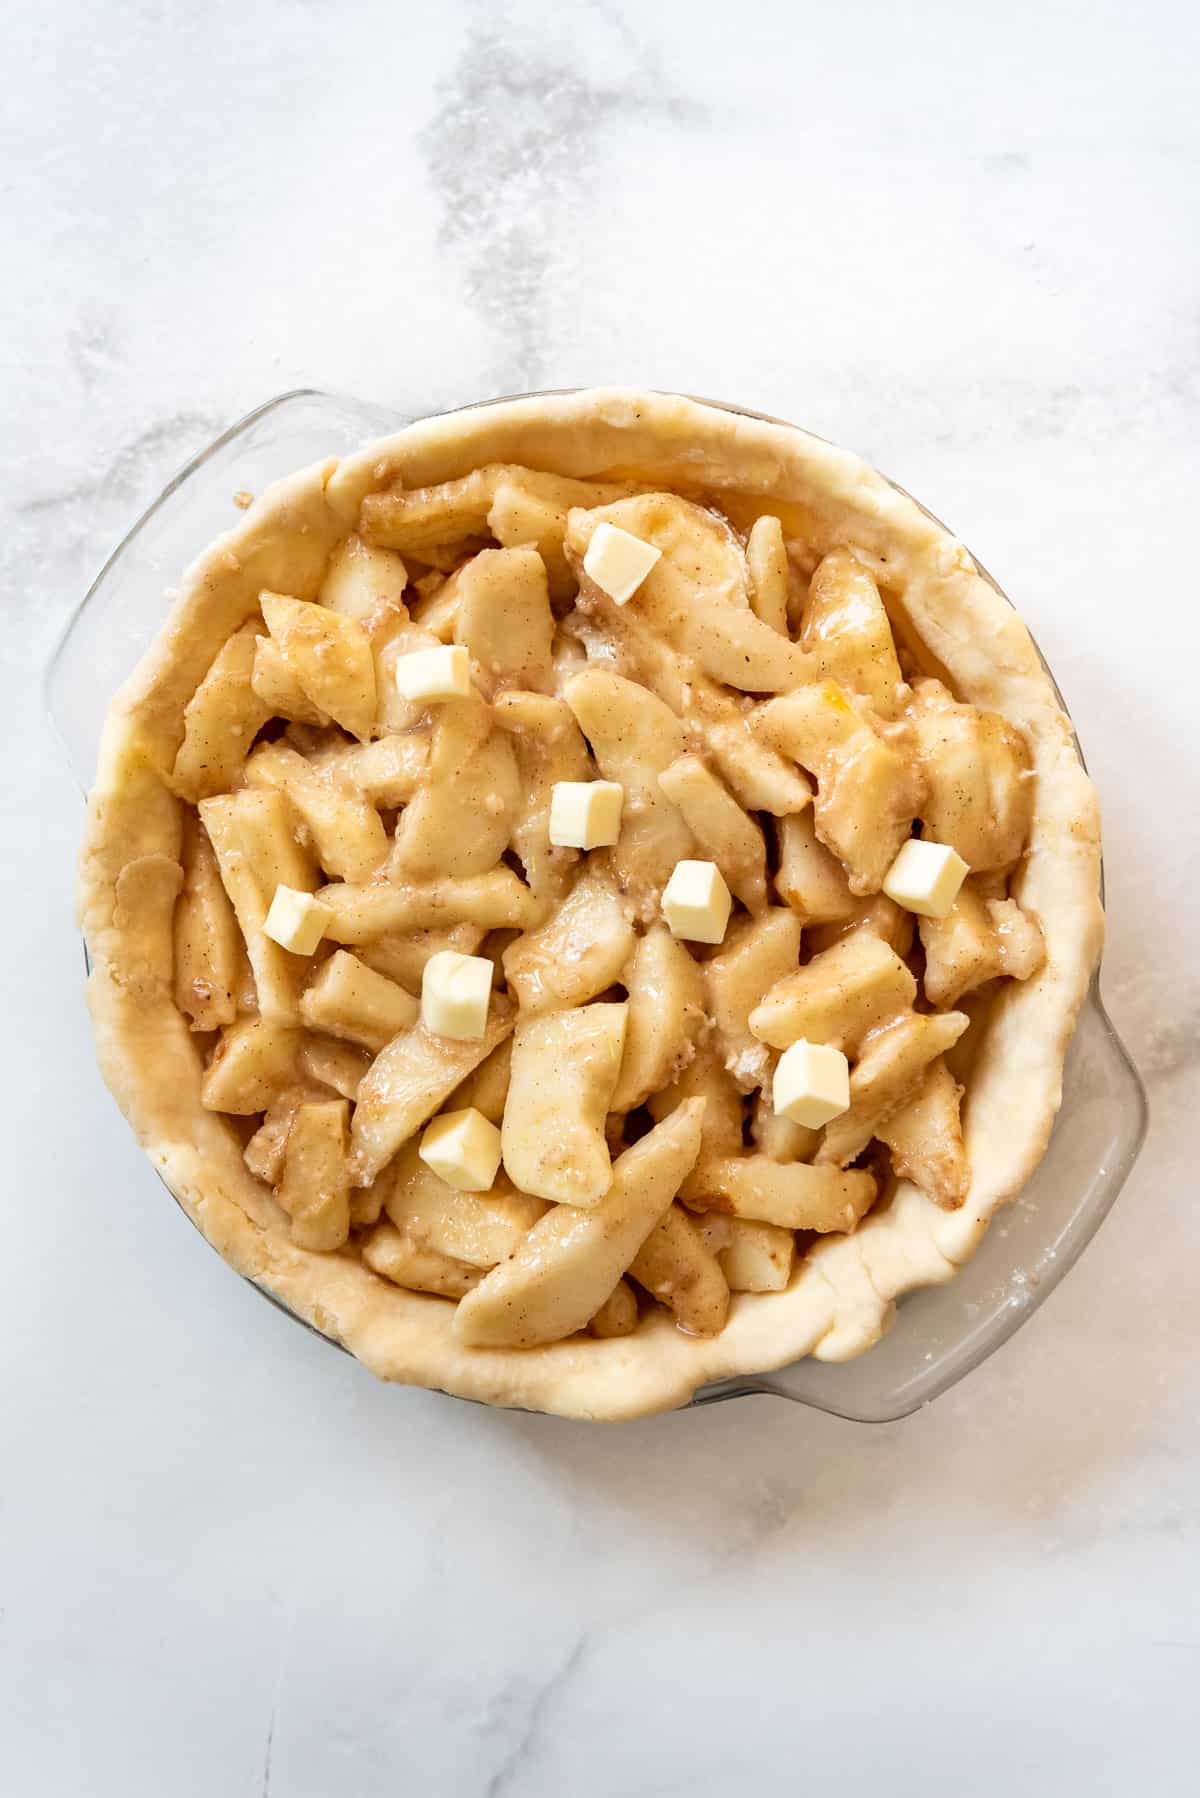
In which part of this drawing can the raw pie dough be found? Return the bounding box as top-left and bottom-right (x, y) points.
(78, 389), (1103, 1420)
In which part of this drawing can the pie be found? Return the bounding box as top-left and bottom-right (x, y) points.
(78, 389), (1103, 1420)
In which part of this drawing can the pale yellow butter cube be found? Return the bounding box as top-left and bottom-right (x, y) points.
(421, 949), (494, 1040)
(548, 780), (624, 850)
(882, 837), (969, 919)
(419, 1107), (503, 1192)
(661, 859), (732, 945)
(394, 644), (471, 703)
(262, 885), (332, 955)
(582, 522), (662, 605)
(772, 1039), (850, 1129)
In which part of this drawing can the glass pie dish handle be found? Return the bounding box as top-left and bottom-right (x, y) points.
(47, 391), (406, 789)
(46, 389), (1149, 1422)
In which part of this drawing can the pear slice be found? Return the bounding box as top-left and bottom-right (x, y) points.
(278, 1099), (351, 1251)
(453, 1098), (704, 1349)
(502, 1003), (628, 1206)
(261, 589), (376, 742)
(628, 1203), (729, 1335)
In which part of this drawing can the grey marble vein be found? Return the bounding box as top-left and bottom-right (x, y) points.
(479, 1634), (589, 1798)
(421, 6), (708, 391)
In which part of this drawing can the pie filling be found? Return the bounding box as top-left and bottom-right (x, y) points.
(158, 463), (1049, 1353)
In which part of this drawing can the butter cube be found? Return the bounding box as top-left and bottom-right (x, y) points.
(548, 780), (624, 850)
(263, 885), (332, 955)
(661, 859), (732, 945)
(394, 644), (471, 703)
(883, 837), (969, 920)
(421, 949), (494, 1041)
(419, 1107), (503, 1192)
(773, 1039), (851, 1129)
(582, 522), (662, 605)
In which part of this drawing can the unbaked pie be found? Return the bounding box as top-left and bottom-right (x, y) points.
(79, 390), (1102, 1419)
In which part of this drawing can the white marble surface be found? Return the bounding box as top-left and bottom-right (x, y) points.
(4, 1), (1198, 1791)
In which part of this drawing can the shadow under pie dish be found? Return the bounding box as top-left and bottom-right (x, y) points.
(77, 388), (1105, 1421)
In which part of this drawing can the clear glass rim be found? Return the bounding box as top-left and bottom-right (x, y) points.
(53, 386), (1149, 1422)
(46, 389), (338, 781)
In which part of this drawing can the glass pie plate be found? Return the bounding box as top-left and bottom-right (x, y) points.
(49, 389), (1149, 1421)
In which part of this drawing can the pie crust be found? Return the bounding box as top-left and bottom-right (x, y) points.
(78, 389), (1103, 1419)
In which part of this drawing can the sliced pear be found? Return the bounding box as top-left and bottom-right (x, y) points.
(911, 679), (1034, 871)
(758, 681), (921, 892)
(199, 788), (319, 1024)
(494, 689), (593, 908)
(172, 623), (271, 801)
(173, 813), (241, 1030)
(557, 577), (811, 817)
(817, 1010), (970, 1168)
(502, 869), (634, 1013)
(707, 715), (814, 817)
(244, 1083), (328, 1185)
(389, 703), (521, 881)
(298, 1032), (372, 1100)
(877, 1059), (969, 1208)
(318, 732), (430, 807)
(251, 635), (329, 726)
(276, 1098), (351, 1251)
(362, 1223), (482, 1298)
(612, 923), (706, 1112)
(260, 590), (376, 742)
(588, 1279), (639, 1338)
(318, 872), (536, 942)
(658, 754), (767, 912)
(682, 1155), (876, 1233)
(705, 908), (802, 1092)
(408, 571), (459, 642)
(919, 880), (1004, 1008)
(359, 466), (500, 555)
(349, 999), (515, 1187)
(319, 535), (407, 626)
(749, 1092), (820, 1165)
(370, 612), (449, 734)
(563, 669), (692, 902)
(568, 491), (751, 615)
(718, 1217), (796, 1292)
(384, 1142), (547, 1265)
(201, 1017), (300, 1114)
(746, 514), (790, 635)
(800, 549), (905, 718)
(245, 741), (387, 883)
(356, 923), (485, 993)
(919, 881), (1044, 1010)
(453, 1099), (705, 1349)
(989, 896), (1045, 981)
(774, 809), (857, 924)
(629, 1203), (730, 1335)
(677, 604), (816, 692)
(647, 1044), (744, 1160)
(452, 546), (555, 695)
(567, 493), (813, 691)
(749, 930), (917, 1055)
(502, 1003), (628, 1205)
(804, 891), (914, 960)
(692, 1213), (733, 1258)
(299, 950), (418, 1051)
(447, 1035), (513, 1123)
(487, 468), (634, 597)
